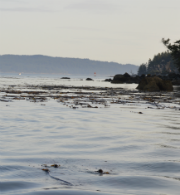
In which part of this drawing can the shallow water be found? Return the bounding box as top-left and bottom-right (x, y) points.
(0, 74), (180, 195)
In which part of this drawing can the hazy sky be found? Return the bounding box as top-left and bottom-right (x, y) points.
(0, 0), (180, 65)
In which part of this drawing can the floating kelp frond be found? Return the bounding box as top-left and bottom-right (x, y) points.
(96, 169), (110, 174)
(42, 168), (50, 172)
(51, 164), (60, 168)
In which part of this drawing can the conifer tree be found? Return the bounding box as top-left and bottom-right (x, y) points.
(162, 38), (180, 72)
(138, 64), (147, 76)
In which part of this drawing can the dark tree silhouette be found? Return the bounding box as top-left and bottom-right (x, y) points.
(162, 38), (180, 72)
(138, 64), (147, 76)
(147, 51), (176, 74)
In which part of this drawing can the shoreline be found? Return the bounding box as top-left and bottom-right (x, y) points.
(1, 84), (180, 111)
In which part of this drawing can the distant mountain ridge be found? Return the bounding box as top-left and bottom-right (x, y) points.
(0, 55), (138, 75)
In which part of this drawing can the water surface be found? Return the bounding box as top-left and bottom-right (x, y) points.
(0, 74), (180, 195)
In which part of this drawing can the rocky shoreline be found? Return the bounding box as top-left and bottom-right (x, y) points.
(0, 83), (180, 111)
(109, 72), (180, 85)
(104, 72), (180, 92)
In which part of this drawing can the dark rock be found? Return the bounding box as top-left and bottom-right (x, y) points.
(160, 76), (168, 80)
(136, 76), (173, 92)
(61, 77), (70, 79)
(163, 80), (174, 90)
(158, 73), (180, 85)
(105, 78), (112, 82)
(97, 169), (103, 173)
(132, 76), (141, 84)
(111, 74), (125, 83)
(111, 74), (130, 83)
(123, 72), (131, 78)
(172, 80), (180, 85)
(86, 78), (93, 81)
(140, 74), (146, 78)
(168, 73), (178, 79)
(111, 73), (140, 84)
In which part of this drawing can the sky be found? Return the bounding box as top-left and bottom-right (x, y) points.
(0, 0), (180, 65)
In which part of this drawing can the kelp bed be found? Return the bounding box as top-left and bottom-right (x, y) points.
(0, 84), (180, 110)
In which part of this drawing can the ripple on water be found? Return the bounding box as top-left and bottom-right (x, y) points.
(1, 75), (180, 195)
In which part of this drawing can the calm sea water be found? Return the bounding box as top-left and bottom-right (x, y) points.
(0, 73), (180, 195)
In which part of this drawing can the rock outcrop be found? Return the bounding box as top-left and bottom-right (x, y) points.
(110, 72), (179, 87)
(111, 73), (140, 84)
(61, 77), (70, 79)
(149, 73), (180, 85)
(105, 78), (112, 82)
(172, 80), (180, 85)
(136, 76), (173, 92)
(86, 78), (93, 81)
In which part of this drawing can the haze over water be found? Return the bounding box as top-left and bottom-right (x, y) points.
(1, 74), (180, 195)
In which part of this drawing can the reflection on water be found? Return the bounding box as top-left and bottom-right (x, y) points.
(0, 74), (180, 195)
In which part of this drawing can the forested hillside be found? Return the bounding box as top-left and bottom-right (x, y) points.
(138, 51), (178, 76)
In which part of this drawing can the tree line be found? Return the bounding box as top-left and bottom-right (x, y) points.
(138, 38), (180, 76)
